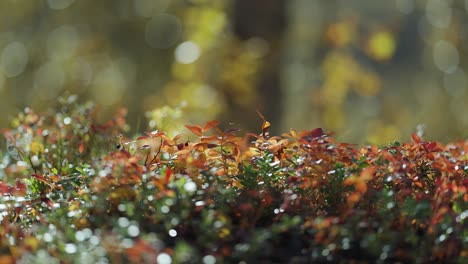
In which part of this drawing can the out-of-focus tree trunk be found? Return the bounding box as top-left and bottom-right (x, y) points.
(280, 0), (332, 132)
(231, 0), (287, 133)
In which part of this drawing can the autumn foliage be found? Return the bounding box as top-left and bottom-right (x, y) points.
(0, 98), (466, 263)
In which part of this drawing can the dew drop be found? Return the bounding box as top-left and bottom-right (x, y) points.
(161, 205), (169, 214)
(118, 217), (130, 228)
(127, 225), (140, 237)
(64, 117), (71, 125)
(202, 255), (216, 264)
(64, 243), (77, 254)
(118, 204), (126, 212)
(157, 253), (172, 264)
(168, 229), (177, 237)
(195, 201), (205, 207)
(184, 181), (197, 192)
(0, 41), (29, 78)
(75, 230), (85, 242)
(43, 233), (53, 242)
(89, 236), (100, 246)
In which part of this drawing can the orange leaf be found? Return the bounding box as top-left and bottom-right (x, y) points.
(360, 166), (376, 181)
(355, 181), (367, 193)
(200, 135), (218, 143)
(370, 145), (379, 155)
(78, 143), (85, 154)
(203, 120), (219, 131)
(411, 133), (422, 143)
(172, 133), (186, 144)
(185, 125), (203, 137)
(347, 192), (361, 207)
(343, 175), (357, 186)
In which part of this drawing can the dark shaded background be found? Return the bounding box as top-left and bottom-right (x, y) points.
(0, 0), (466, 144)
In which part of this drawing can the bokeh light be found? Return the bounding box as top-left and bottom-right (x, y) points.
(0, 0), (466, 144)
(47, 0), (75, 10)
(175, 41), (201, 64)
(0, 41), (28, 78)
(425, 0), (452, 28)
(145, 14), (182, 49)
(47, 25), (79, 61)
(134, 0), (170, 17)
(433, 40), (459, 74)
(33, 61), (65, 101)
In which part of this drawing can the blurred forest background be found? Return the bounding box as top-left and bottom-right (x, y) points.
(0, 0), (467, 144)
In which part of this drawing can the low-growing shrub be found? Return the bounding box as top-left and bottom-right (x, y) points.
(0, 97), (466, 263)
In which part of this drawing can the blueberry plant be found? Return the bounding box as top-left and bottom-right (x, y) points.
(0, 97), (466, 263)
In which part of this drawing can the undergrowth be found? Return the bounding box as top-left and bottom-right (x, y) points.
(0, 97), (466, 263)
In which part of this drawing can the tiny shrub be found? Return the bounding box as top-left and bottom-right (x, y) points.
(0, 97), (466, 263)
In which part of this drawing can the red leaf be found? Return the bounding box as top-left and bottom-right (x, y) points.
(32, 174), (49, 185)
(203, 120), (219, 131)
(15, 180), (27, 196)
(42, 197), (54, 209)
(225, 128), (240, 134)
(0, 182), (12, 194)
(310, 128), (325, 138)
(185, 125), (203, 136)
(424, 141), (438, 152)
(165, 167), (173, 184)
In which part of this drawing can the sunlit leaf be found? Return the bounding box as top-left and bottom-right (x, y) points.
(411, 133), (422, 144)
(203, 120), (219, 131)
(185, 124), (203, 136)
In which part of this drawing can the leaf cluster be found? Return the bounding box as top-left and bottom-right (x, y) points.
(0, 99), (466, 263)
